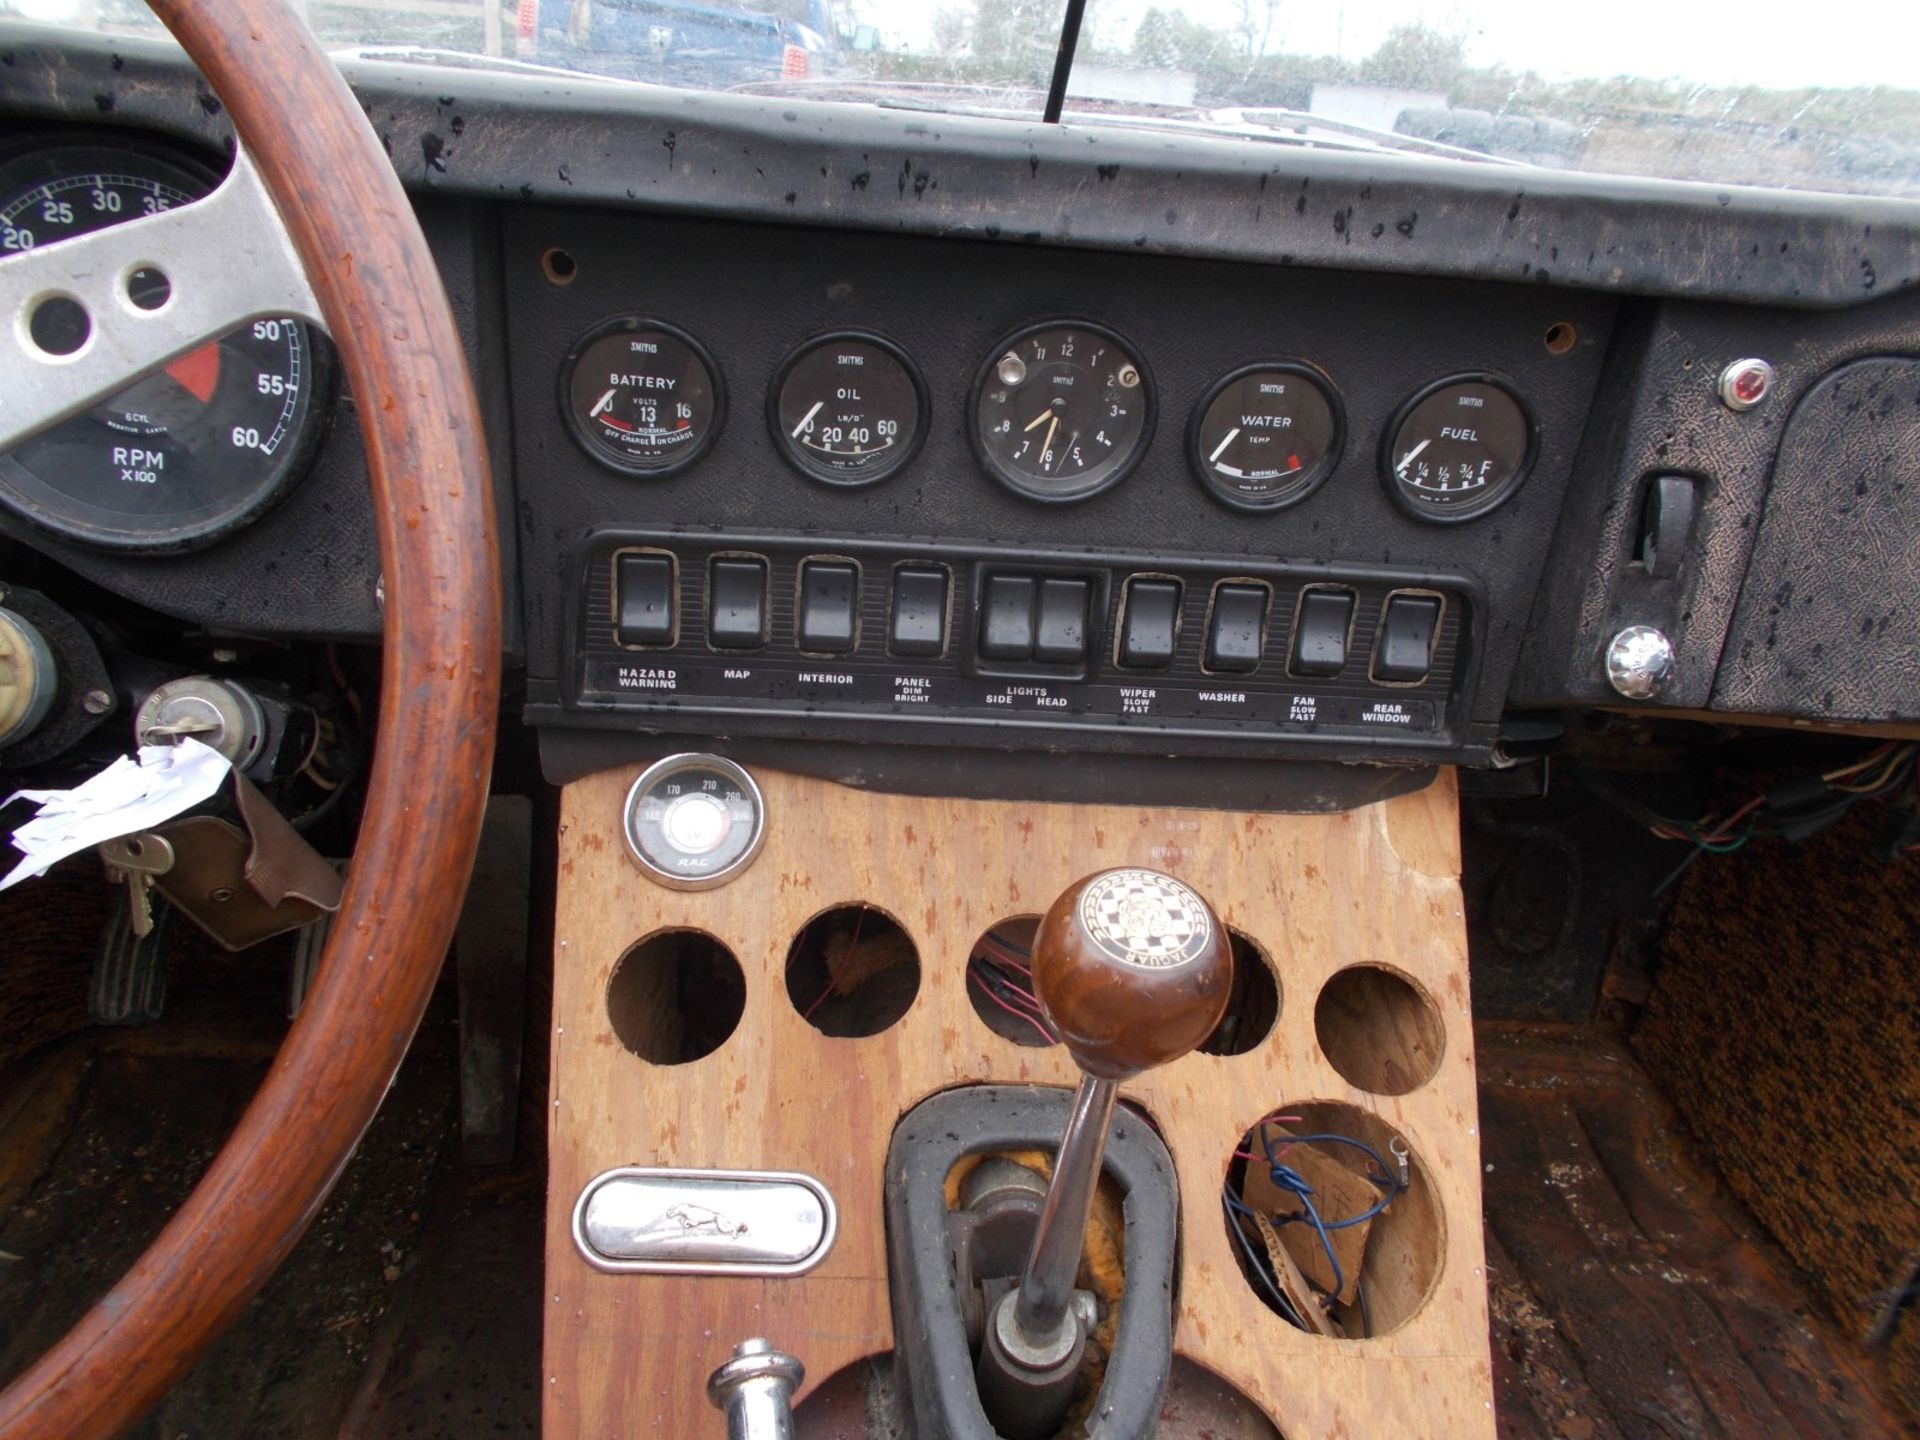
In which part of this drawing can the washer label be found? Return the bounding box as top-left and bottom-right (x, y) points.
(1078, 869), (1212, 968)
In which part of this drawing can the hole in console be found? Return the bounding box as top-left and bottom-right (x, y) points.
(786, 903), (920, 1038)
(965, 916), (1057, 1048)
(1198, 928), (1280, 1056)
(605, 928), (744, 1065)
(541, 246), (578, 284)
(1544, 320), (1578, 355)
(1222, 1100), (1441, 1339)
(1314, 964), (1444, 1095)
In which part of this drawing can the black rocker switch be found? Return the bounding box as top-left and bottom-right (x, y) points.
(980, 574), (1037, 661)
(615, 553), (675, 647)
(708, 557), (768, 650)
(1119, 579), (1180, 668)
(1205, 584), (1268, 672)
(798, 561), (858, 653)
(1289, 588), (1353, 677)
(890, 566), (949, 658)
(1374, 594), (1441, 683)
(1034, 578), (1092, 665)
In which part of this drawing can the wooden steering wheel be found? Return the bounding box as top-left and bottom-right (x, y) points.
(0, 2), (500, 1434)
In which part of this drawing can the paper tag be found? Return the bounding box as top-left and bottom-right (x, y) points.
(0, 739), (232, 890)
(1240, 1127), (1384, 1305)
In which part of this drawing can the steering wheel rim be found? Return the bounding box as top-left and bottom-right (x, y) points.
(0, 1), (501, 1434)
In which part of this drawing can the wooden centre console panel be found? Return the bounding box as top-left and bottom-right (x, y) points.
(545, 764), (1492, 1438)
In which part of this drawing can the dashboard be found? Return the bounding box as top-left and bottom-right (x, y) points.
(4, 25), (1920, 805)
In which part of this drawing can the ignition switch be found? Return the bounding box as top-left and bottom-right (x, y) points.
(135, 675), (316, 783)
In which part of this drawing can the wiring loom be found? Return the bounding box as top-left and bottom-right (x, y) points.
(1223, 1114), (1407, 1336)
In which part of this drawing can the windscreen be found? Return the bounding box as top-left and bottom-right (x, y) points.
(32, 0), (1920, 197)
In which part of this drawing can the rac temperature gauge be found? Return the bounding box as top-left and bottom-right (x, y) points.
(622, 753), (766, 890)
(1382, 375), (1536, 523)
(970, 321), (1152, 503)
(1189, 363), (1344, 512)
(771, 332), (928, 487)
(561, 317), (723, 477)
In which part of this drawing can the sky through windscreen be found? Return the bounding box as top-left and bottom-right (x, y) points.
(851, 0), (1920, 91)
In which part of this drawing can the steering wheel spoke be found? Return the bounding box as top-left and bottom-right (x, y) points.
(0, 145), (322, 452)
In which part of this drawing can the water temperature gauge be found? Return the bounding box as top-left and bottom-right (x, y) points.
(562, 318), (723, 477)
(1382, 375), (1535, 523)
(622, 753), (766, 890)
(1189, 363), (1344, 512)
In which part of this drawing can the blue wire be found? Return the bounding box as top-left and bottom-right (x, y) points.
(1231, 1127), (1408, 1310)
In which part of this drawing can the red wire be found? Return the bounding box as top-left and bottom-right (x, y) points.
(968, 969), (1057, 1044)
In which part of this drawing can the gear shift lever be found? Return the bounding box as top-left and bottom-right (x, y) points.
(977, 867), (1230, 1437)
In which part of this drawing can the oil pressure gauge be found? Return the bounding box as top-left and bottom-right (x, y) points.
(622, 754), (766, 890)
(1382, 375), (1535, 523)
(771, 332), (928, 487)
(561, 317), (723, 477)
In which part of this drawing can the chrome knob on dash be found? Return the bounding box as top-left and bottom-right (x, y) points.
(1605, 625), (1676, 700)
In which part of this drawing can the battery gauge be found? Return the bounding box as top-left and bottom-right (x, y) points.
(622, 754), (766, 890)
(561, 317), (724, 477)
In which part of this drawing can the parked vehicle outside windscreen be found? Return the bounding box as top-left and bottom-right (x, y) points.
(14, 0), (1920, 197)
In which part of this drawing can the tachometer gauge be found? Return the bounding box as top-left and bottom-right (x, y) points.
(1190, 363), (1344, 512)
(0, 142), (333, 552)
(1382, 375), (1536, 523)
(970, 321), (1152, 503)
(770, 332), (927, 487)
(561, 317), (723, 477)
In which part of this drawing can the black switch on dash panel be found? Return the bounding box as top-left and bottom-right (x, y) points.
(615, 553), (675, 647)
(708, 557), (767, 650)
(1034, 577), (1092, 664)
(1374, 594), (1441, 683)
(1206, 583), (1268, 672)
(1119, 578), (1181, 668)
(798, 560), (858, 653)
(890, 566), (949, 657)
(1290, 588), (1353, 676)
(980, 574), (1036, 661)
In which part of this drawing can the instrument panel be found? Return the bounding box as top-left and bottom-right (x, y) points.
(552, 307), (1541, 524)
(510, 210), (1614, 768)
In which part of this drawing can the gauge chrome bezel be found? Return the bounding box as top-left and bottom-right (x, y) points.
(967, 318), (1155, 505)
(621, 752), (766, 891)
(766, 329), (930, 489)
(1378, 371), (1539, 525)
(558, 314), (726, 479)
(1186, 360), (1346, 514)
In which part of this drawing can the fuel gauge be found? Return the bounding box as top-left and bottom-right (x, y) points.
(562, 317), (723, 477)
(1382, 375), (1535, 523)
(1189, 363), (1343, 512)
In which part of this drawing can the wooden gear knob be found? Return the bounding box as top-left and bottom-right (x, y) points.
(1031, 867), (1232, 1080)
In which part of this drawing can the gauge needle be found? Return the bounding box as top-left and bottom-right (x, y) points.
(1023, 410), (1054, 432)
(162, 344), (222, 405)
(1041, 415), (1059, 467)
(1209, 426), (1240, 463)
(791, 401), (823, 438)
(590, 388), (617, 419)
(1396, 438), (1430, 473)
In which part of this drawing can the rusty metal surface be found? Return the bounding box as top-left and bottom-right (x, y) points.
(1479, 1024), (1907, 1440)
